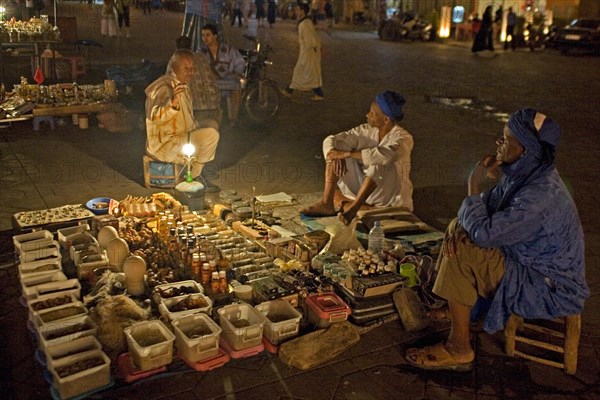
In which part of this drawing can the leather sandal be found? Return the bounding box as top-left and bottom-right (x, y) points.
(405, 342), (473, 372)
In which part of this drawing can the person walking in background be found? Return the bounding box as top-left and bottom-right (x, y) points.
(324, 0), (334, 34)
(310, 0), (320, 24)
(141, 0), (151, 14)
(472, 6), (494, 54)
(115, 0), (131, 37)
(255, 0), (265, 27)
(246, 5), (258, 38)
(281, 2), (324, 101)
(267, 0), (276, 28)
(101, 0), (119, 38)
(231, 0), (243, 27)
(504, 7), (517, 51)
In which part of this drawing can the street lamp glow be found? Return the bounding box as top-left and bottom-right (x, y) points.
(439, 7), (452, 38)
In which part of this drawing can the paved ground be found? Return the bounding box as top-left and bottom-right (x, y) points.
(1, 4), (599, 400)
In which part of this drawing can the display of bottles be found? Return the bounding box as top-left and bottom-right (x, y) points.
(210, 272), (220, 293)
(368, 220), (384, 254)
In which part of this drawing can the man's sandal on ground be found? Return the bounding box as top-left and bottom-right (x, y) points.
(405, 342), (473, 372)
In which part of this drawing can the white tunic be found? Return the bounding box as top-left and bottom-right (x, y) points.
(290, 18), (322, 91)
(322, 123), (414, 211)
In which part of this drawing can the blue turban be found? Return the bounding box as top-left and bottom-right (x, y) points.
(507, 108), (560, 165)
(375, 91), (406, 121)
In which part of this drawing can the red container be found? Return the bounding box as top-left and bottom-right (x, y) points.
(304, 292), (351, 329)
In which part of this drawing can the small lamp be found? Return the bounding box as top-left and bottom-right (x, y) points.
(181, 142), (196, 183)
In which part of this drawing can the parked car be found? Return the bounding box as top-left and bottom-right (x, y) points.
(552, 18), (600, 54)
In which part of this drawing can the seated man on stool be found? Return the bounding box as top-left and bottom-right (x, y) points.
(300, 90), (413, 224)
(145, 49), (220, 192)
(405, 109), (589, 371)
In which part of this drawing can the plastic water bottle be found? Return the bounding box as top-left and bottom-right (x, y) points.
(368, 220), (385, 254)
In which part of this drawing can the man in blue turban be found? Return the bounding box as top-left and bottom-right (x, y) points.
(300, 90), (414, 224)
(405, 109), (588, 371)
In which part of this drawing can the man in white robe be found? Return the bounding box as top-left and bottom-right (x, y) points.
(300, 90), (413, 223)
(281, 2), (324, 101)
(145, 49), (220, 191)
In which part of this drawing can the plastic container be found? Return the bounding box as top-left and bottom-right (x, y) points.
(48, 348), (110, 399)
(34, 301), (88, 329)
(255, 300), (302, 345)
(38, 315), (98, 351)
(18, 258), (62, 281)
(368, 220), (384, 254)
(172, 313), (222, 362)
(304, 292), (351, 329)
(28, 293), (78, 323)
(21, 271), (67, 301)
(13, 230), (53, 253)
(218, 303), (264, 351)
(45, 336), (102, 368)
(57, 224), (90, 249)
(19, 240), (60, 263)
(158, 293), (213, 322)
(68, 232), (98, 258)
(71, 243), (102, 266)
(124, 320), (176, 371)
(34, 278), (82, 301)
(152, 280), (204, 304)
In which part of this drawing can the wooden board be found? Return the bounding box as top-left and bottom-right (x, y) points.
(32, 103), (121, 117)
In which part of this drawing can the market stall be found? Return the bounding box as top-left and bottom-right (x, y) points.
(13, 191), (445, 399)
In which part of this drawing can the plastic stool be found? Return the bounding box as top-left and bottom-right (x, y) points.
(33, 116), (55, 131)
(64, 56), (86, 81)
(504, 314), (581, 375)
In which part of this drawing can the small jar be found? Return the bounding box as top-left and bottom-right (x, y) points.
(210, 272), (220, 293)
(191, 253), (201, 280)
(201, 264), (210, 285)
(218, 270), (227, 293)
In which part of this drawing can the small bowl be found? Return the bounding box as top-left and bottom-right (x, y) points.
(85, 197), (112, 215)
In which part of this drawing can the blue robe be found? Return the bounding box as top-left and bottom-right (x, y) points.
(458, 159), (588, 334)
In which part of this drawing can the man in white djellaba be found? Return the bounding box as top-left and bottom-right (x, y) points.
(300, 90), (414, 224)
(281, 2), (325, 101)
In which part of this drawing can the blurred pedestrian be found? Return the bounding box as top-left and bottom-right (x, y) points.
(255, 0), (265, 27)
(141, 0), (151, 14)
(281, 2), (324, 101)
(101, 0), (119, 38)
(267, 0), (276, 28)
(472, 6), (494, 54)
(115, 0), (131, 37)
(504, 7), (517, 51)
(231, 0), (243, 27)
(324, 0), (334, 33)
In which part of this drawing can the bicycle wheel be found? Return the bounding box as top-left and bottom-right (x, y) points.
(244, 80), (280, 125)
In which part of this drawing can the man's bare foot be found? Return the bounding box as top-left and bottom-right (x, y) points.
(300, 201), (336, 217)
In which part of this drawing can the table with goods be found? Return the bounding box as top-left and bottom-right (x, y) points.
(13, 191), (445, 399)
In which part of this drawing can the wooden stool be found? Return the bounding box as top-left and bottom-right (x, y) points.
(504, 314), (581, 374)
(142, 155), (182, 188)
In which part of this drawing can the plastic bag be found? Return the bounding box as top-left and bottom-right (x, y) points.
(319, 217), (364, 255)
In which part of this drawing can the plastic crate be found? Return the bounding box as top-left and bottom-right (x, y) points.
(158, 293), (213, 322)
(218, 303), (264, 351)
(13, 230), (53, 253)
(304, 292), (350, 329)
(49, 349), (111, 400)
(255, 300), (302, 345)
(38, 315), (98, 351)
(124, 320), (175, 371)
(172, 313), (222, 362)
